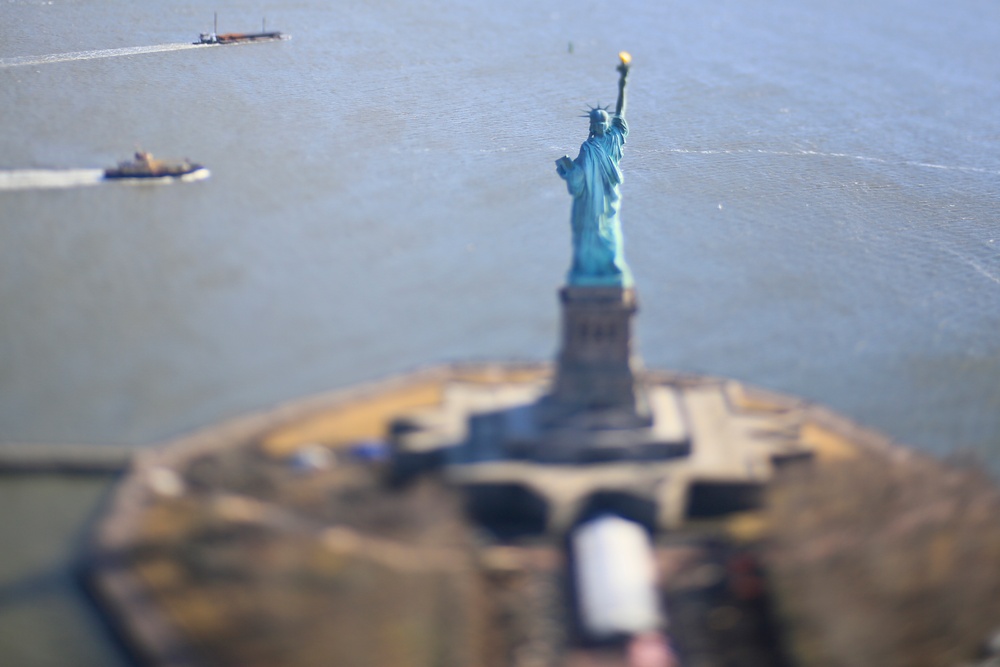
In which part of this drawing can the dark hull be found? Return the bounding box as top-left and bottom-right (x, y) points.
(197, 31), (286, 44)
(103, 165), (208, 181)
(217, 31), (284, 43)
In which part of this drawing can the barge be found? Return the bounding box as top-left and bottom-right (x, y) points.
(196, 14), (287, 45)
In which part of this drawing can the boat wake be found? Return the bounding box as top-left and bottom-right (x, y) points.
(660, 147), (1000, 177)
(0, 169), (105, 191)
(0, 168), (211, 191)
(0, 43), (209, 69)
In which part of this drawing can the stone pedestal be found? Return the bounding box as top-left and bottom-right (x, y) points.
(547, 286), (647, 424)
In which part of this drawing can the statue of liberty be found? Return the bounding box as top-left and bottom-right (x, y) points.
(556, 53), (633, 288)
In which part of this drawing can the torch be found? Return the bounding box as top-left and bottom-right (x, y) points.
(617, 51), (632, 77)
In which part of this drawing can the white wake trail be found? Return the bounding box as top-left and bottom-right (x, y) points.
(0, 42), (209, 69)
(661, 147), (1000, 177)
(0, 169), (106, 191)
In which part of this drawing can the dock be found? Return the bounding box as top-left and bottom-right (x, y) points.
(0, 442), (133, 474)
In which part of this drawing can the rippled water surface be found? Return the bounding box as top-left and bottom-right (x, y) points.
(3, 0), (998, 454)
(1, 0), (999, 662)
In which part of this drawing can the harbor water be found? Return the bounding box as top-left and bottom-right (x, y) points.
(1, 0), (998, 664)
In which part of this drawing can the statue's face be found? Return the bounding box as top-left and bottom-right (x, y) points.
(590, 119), (609, 136)
(589, 109), (610, 136)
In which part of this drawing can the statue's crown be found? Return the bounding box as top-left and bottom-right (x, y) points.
(581, 104), (612, 121)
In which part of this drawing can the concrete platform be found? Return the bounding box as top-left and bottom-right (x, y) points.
(83, 362), (896, 667)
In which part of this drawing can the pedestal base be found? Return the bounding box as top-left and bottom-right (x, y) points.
(547, 286), (646, 425)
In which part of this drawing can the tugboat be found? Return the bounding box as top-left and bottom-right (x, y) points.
(196, 14), (287, 45)
(103, 151), (209, 181)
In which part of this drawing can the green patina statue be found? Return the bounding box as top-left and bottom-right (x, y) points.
(556, 53), (633, 288)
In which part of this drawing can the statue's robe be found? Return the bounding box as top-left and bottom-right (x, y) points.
(559, 115), (633, 287)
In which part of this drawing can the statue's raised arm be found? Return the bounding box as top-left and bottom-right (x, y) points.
(615, 51), (630, 118)
(554, 53), (634, 288)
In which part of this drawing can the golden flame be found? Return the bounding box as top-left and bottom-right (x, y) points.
(618, 51), (632, 65)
